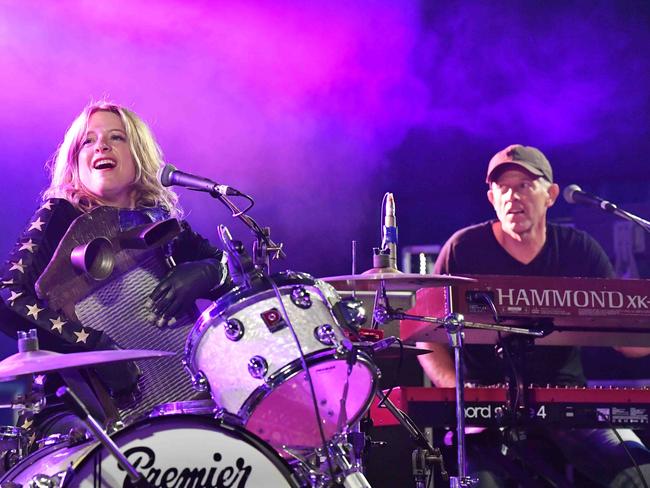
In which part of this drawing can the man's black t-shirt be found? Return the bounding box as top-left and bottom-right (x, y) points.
(434, 220), (615, 386)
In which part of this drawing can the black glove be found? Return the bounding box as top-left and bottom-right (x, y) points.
(149, 259), (223, 319)
(92, 332), (142, 404)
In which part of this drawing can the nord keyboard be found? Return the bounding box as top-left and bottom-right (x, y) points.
(400, 275), (650, 346)
(370, 386), (650, 429)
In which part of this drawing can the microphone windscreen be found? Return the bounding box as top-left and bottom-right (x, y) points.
(563, 184), (582, 204)
(157, 163), (177, 187)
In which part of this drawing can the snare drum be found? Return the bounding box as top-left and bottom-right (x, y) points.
(185, 271), (380, 449)
(1, 415), (300, 487)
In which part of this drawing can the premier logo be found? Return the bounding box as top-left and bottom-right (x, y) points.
(119, 446), (252, 488)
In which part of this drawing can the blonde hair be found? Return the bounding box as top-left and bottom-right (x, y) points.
(43, 101), (182, 217)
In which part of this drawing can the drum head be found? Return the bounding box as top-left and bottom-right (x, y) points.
(245, 352), (378, 449)
(3, 416), (300, 487)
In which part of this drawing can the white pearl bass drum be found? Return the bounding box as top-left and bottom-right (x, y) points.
(0, 415), (300, 487)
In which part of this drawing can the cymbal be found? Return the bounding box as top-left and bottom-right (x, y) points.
(0, 349), (174, 381)
(321, 272), (475, 291)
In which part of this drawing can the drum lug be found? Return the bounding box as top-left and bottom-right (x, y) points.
(314, 324), (336, 346)
(28, 472), (65, 488)
(214, 408), (245, 427)
(333, 297), (367, 328)
(248, 356), (268, 379)
(224, 318), (245, 341)
(290, 286), (312, 309)
(191, 370), (210, 392)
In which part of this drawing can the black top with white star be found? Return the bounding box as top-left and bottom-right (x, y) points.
(0, 198), (224, 352)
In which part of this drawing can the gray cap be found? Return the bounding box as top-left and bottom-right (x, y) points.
(486, 144), (553, 184)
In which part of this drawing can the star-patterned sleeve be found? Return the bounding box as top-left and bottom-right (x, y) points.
(0, 199), (103, 352)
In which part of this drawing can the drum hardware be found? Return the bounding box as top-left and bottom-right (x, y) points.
(0, 389), (45, 416)
(247, 356), (269, 379)
(55, 386), (149, 487)
(182, 364), (209, 392)
(330, 298), (368, 345)
(224, 318), (245, 341)
(290, 286), (312, 309)
(148, 399), (216, 417)
(283, 435), (373, 488)
(375, 390), (449, 488)
(0, 427), (30, 477)
(214, 189), (285, 279)
(314, 324), (336, 346)
(34, 430), (88, 449)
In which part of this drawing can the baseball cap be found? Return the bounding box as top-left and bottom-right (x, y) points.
(486, 144), (553, 184)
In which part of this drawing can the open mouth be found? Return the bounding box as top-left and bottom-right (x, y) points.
(93, 159), (117, 170)
(507, 208), (525, 216)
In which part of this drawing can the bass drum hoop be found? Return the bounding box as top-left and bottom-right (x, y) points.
(0, 438), (95, 484)
(73, 415), (300, 487)
(2, 416), (301, 488)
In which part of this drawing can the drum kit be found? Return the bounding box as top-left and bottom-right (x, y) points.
(0, 191), (476, 487)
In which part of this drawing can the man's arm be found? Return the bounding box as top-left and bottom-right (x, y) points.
(416, 342), (457, 387)
(614, 346), (650, 358)
(416, 236), (459, 387)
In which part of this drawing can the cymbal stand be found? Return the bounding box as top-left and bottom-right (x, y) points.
(55, 386), (151, 487)
(443, 314), (476, 488)
(373, 287), (545, 488)
(375, 391), (447, 488)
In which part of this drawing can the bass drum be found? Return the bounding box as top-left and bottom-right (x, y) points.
(1, 415), (301, 487)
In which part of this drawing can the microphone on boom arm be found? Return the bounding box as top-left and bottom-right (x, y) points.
(157, 164), (242, 196)
(563, 183), (650, 233)
(563, 184), (617, 212)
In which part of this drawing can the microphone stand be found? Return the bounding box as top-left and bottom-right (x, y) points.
(605, 204), (650, 233)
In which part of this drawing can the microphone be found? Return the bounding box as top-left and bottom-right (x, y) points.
(363, 192), (400, 274)
(563, 184), (617, 212)
(382, 193), (398, 270)
(157, 164), (240, 196)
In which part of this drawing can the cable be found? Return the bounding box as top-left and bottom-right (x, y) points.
(265, 275), (337, 482)
(379, 192), (388, 243)
(219, 192), (254, 217)
(596, 411), (649, 488)
(497, 332), (522, 421)
(477, 292), (500, 324)
(377, 338), (404, 408)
